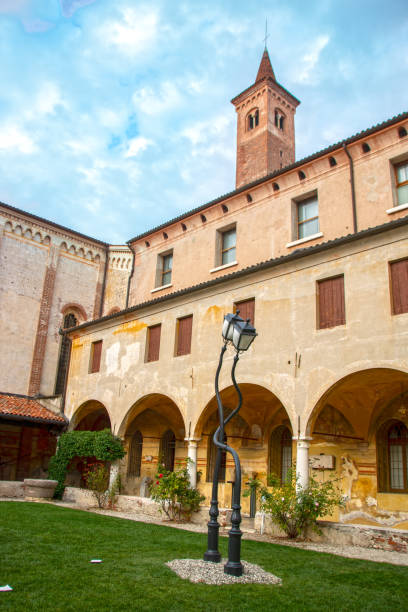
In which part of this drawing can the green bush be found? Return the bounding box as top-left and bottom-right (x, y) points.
(84, 462), (110, 508)
(150, 464), (205, 522)
(48, 429), (125, 498)
(260, 468), (344, 539)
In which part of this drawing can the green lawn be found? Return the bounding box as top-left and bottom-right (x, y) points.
(0, 502), (407, 612)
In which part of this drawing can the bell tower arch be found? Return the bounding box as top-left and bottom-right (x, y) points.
(231, 49), (300, 189)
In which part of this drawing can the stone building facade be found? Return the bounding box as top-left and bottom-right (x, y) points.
(1, 51), (408, 533)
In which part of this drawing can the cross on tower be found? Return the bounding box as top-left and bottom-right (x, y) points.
(263, 19), (269, 49)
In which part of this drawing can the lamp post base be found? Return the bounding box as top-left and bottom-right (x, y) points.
(224, 560), (243, 577)
(204, 550), (222, 563)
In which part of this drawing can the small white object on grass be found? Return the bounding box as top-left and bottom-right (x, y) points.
(0, 585), (13, 591)
(90, 560), (102, 563)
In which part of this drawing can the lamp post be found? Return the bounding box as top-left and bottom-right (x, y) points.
(204, 312), (257, 576)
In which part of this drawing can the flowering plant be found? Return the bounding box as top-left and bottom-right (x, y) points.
(259, 468), (344, 539)
(150, 462), (204, 522)
(83, 462), (110, 508)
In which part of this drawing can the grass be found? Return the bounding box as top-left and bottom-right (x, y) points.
(0, 502), (407, 612)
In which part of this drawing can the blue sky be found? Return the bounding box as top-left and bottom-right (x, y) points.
(0, 0), (407, 243)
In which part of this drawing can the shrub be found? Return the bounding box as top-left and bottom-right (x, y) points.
(48, 429), (125, 498)
(260, 468), (344, 539)
(84, 462), (110, 508)
(150, 464), (205, 522)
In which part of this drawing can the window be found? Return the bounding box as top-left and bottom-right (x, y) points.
(176, 315), (193, 356)
(395, 161), (408, 207)
(55, 313), (77, 394)
(317, 276), (345, 329)
(390, 259), (408, 315)
(221, 227), (236, 265)
(297, 195), (319, 239)
(156, 251), (173, 287)
(377, 421), (408, 493)
(234, 298), (255, 325)
(160, 429), (176, 471)
(247, 109), (259, 131)
(269, 426), (292, 484)
(146, 324), (161, 362)
(89, 340), (103, 373)
(206, 431), (227, 482)
(127, 431), (143, 477)
(274, 109), (285, 130)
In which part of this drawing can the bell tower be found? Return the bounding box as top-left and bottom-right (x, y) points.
(231, 49), (300, 189)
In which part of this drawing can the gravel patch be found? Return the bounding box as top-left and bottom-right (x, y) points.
(166, 558), (282, 585)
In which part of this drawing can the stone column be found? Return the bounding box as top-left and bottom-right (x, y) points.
(295, 437), (311, 490)
(185, 439), (199, 487)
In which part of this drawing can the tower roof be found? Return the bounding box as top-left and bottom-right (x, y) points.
(256, 48), (275, 82)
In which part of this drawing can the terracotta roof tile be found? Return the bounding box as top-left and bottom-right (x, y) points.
(256, 48), (275, 82)
(0, 393), (66, 425)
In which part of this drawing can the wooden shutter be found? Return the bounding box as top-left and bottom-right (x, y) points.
(90, 340), (102, 373)
(147, 324), (161, 362)
(176, 315), (193, 356)
(318, 276), (345, 329)
(235, 298), (255, 325)
(390, 259), (408, 315)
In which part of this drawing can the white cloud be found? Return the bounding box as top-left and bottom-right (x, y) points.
(0, 125), (37, 154)
(132, 81), (183, 116)
(296, 35), (330, 84)
(125, 136), (153, 158)
(31, 82), (66, 117)
(100, 7), (158, 57)
(182, 112), (233, 146)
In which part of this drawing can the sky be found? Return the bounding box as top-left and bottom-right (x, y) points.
(0, 0), (407, 244)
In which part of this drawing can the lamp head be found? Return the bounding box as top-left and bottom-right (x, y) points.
(232, 318), (257, 352)
(222, 312), (243, 342)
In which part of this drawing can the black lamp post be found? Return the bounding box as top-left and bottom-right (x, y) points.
(204, 312), (257, 576)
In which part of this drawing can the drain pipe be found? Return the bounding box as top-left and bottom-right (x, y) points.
(343, 143), (358, 233)
(125, 243), (136, 308)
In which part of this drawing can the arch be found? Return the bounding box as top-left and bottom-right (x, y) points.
(34, 232), (42, 242)
(94, 254), (101, 263)
(60, 241), (68, 251)
(4, 221), (12, 231)
(14, 225), (22, 235)
(54, 311), (80, 395)
(118, 392), (186, 439)
(86, 250), (93, 260)
(61, 302), (87, 323)
(42, 235), (50, 245)
(77, 247), (85, 258)
(24, 228), (32, 239)
(305, 367), (408, 439)
(69, 245), (76, 254)
(274, 108), (285, 130)
(70, 400), (111, 432)
(106, 306), (121, 316)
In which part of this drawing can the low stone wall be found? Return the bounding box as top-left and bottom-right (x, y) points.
(0, 480), (24, 498)
(254, 512), (408, 553)
(62, 487), (231, 525)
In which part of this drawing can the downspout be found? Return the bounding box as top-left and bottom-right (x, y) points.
(125, 243), (136, 308)
(59, 327), (71, 415)
(343, 143), (358, 233)
(99, 244), (109, 317)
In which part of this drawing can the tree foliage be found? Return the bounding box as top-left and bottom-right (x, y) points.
(150, 463), (205, 522)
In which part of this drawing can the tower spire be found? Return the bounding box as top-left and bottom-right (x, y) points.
(255, 47), (275, 82)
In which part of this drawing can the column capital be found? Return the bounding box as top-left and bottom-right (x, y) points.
(292, 436), (313, 442)
(184, 437), (201, 444)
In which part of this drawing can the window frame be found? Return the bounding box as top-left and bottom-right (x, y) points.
(389, 258), (408, 315)
(395, 160), (408, 207)
(155, 250), (173, 288)
(297, 194), (319, 240)
(145, 323), (161, 363)
(175, 314), (193, 357)
(316, 274), (346, 330)
(234, 298), (255, 325)
(89, 339), (103, 374)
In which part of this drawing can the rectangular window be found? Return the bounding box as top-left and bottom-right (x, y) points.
(89, 340), (102, 373)
(234, 298), (255, 325)
(390, 259), (408, 315)
(156, 251), (173, 288)
(317, 276), (345, 329)
(221, 228), (236, 265)
(146, 324), (161, 362)
(297, 196), (319, 239)
(176, 315), (193, 356)
(396, 161), (408, 207)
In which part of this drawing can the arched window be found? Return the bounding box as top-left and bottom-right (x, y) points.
(269, 426), (292, 483)
(127, 430), (143, 477)
(247, 109), (259, 131)
(377, 420), (408, 492)
(55, 313), (78, 395)
(274, 109), (285, 130)
(206, 431), (227, 482)
(160, 429), (176, 472)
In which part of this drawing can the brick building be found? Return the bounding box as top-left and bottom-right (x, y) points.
(1, 50), (408, 536)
